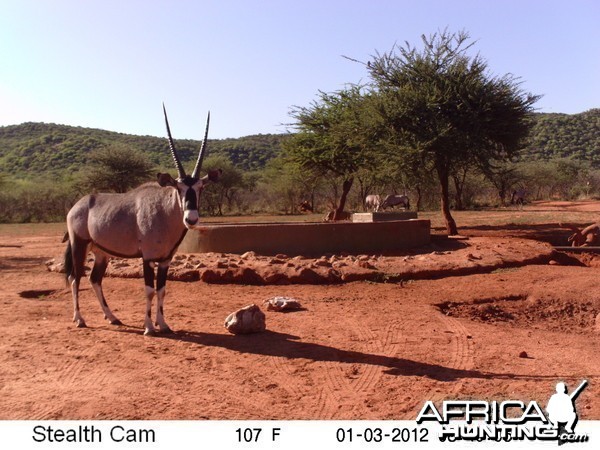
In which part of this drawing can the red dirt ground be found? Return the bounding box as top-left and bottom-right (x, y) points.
(1, 202), (599, 420)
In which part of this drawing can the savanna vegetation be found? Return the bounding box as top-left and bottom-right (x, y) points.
(0, 30), (599, 227)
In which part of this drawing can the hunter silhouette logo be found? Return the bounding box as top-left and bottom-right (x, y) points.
(546, 380), (588, 445)
(416, 379), (590, 443)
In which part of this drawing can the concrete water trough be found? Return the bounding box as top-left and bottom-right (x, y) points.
(352, 211), (417, 222)
(179, 218), (431, 256)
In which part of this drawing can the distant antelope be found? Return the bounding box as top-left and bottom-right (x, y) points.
(364, 194), (381, 212)
(510, 189), (526, 209)
(64, 105), (221, 335)
(298, 200), (313, 213)
(380, 194), (410, 210)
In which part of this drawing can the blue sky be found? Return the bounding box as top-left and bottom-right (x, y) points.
(0, 0), (598, 139)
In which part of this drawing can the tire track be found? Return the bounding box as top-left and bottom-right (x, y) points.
(264, 313), (408, 419)
(10, 402), (63, 420)
(58, 335), (123, 392)
(269, 352), (340, 419)
(351, 324), (388, 393)
(321, 317), (406, 418)
(12, 336), (112, 420)
(444, 315), (474, 372)
(431, 312), (475, 401)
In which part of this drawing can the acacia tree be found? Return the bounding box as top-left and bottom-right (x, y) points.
(367, 30), (539, 234)
(483, 160), (523, 206)
(84, 143), (155, 193)
(201, 155), (245, 216)
(388, 148), (436, 211)
(258, 156), (321, 214)
(286, 86), (378, 220)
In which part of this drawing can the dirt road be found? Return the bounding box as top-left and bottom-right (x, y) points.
(1, 205), (598, 420)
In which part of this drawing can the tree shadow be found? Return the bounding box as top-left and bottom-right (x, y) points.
(107, 326), (592, 383)
(1, 255), (49, 270)
(377, 236), (469, 257)
(459, 223), (572, 245)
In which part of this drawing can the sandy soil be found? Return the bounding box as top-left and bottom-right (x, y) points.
(1, 202), (599, 420)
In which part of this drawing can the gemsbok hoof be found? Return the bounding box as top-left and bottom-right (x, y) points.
(159, 327), (174, 334)
(144, 328), (157, 337)
(76, 320), (87, 328)
(109, 319), (123, 326)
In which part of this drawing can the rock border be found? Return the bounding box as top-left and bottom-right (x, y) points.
(46, 237), (556, 285)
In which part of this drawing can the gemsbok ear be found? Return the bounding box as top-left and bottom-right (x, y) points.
(202, 169), (223, 184)
(205, 168), (223, 183)
(157, 173), (177, 187)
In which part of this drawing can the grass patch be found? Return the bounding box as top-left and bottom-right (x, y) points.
(1, 203), (598, 239)
(0, 222), (66, 237)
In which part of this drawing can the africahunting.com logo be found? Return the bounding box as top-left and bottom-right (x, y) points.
(416, 380), (589, 444)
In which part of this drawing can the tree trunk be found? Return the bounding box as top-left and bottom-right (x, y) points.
(225, 189), (236, 212)
(334, 177), (354, 220)
(499, 186), (507, 207)
(452, 174), (463, 210)
(357, 178), (367, 211)
(452, 167), (468, 211)
(415, 185), (422, 212)
(438, 168), (458, 235)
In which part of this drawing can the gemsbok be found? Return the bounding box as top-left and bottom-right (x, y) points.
(510, 189), (526, 209)
(364, 194), (381, 212)
(64, 105), (221, 335)
(380, 194), (410, 210)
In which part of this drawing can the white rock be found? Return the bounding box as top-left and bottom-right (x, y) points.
(224, 304), (266, 334)
(264, 296), (303, 312)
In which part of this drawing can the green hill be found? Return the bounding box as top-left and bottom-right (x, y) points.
(0, 109), (598, 179)
(525, 109), (600, 165)
(0, 122), (289, 178)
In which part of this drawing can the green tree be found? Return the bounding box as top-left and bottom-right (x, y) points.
(551, 158), (591, 199)
(367, 30), (539, 234)
(255, 155), (323, 214)
(201, 155), (245, 216)
(381, 145), (436, 211)
(517, 160), (556, 199)
(83, 144), (155, 193)
(355, 166), (388, 210)
(286, 85), (378, 220)
(483, 160), (523, 206)
(259, 157), (304, 214)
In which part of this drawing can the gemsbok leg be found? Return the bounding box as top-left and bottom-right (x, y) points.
(142, 259), (173, 335)
(89, 250), (122, 325)
(142, 260), (157, 336)
(68, 236), (89, 328)
(155, 259), (173, 334)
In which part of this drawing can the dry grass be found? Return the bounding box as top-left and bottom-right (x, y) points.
(2, 201), (599, 239)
